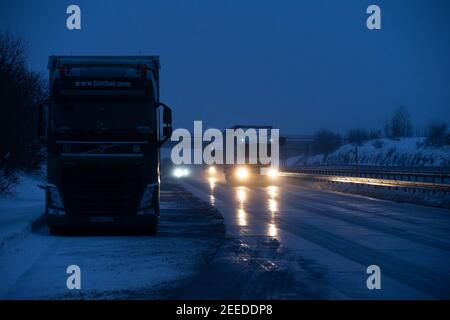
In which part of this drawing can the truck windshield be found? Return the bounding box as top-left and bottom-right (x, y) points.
(52, 98), (154, 133)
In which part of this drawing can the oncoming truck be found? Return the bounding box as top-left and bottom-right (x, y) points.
(206, 125), (286, 185)
(38, 56), (172, 234)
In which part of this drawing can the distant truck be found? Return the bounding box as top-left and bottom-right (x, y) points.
(209, 125), (285, 185)
(38, 56), (172, 234)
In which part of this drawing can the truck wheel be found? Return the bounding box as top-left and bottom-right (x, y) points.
(148, 223), (157, 235)
(147, 216), (158, 235)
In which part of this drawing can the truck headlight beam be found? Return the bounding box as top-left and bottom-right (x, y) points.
(173, 167), (190, 178)
(236, 167), (249, 180)
(208, 166), (217, 175)
(267, 168), (279, 178)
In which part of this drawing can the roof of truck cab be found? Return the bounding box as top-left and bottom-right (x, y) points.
(48, 56), (160, 71)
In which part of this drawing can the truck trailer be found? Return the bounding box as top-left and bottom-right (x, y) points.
(38, 56), (172, 234)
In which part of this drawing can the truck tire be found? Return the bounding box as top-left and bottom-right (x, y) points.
(147, 216), (158, 235)
(148, 224), (157, 235)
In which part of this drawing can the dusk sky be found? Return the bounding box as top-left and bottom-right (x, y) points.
(1, 0), (449, 134)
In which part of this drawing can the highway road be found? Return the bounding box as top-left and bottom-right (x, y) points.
(175, 174), (450, 299)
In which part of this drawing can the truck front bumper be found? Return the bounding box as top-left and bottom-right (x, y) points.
(46, 213), (158, 231)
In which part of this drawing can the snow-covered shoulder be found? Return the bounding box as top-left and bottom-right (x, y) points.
(288, 138), (450, 167)
(0, 173), (45, 246)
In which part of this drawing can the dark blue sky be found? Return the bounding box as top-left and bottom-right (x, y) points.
(1, 0), (449, 134)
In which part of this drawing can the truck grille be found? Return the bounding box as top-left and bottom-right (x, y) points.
(62, 164), (142, 216)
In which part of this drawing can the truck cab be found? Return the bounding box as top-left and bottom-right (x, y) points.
(38, 56), (172, 234)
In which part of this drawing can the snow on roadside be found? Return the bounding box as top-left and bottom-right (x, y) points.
(288, 138), (450, 167)
(0, 181), (225, 299)
(1, 229), (221, 299)
(0, 173), (45, 246)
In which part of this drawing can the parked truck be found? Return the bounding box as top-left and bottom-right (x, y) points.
(38, 56), (172, 234)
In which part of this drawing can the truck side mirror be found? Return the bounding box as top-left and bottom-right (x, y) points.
(163, 126), (172, 137)
(38, 101), (49, 145)
(163, 106), (172, 125)
(158, 102), (173, 146)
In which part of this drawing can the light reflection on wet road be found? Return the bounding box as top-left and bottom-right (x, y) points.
(205, 175), (283, 239)
(178, 173), (450, 299)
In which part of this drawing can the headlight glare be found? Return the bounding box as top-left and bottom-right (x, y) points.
(236, 167), (249, 180)
(173, 167), (190, 178)
(208, 166), (216, 175)
(267, 168), (279, 178)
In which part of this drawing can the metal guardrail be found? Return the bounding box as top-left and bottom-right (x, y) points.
(280, 167), (450, 192)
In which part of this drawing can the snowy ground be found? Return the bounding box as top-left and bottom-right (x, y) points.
(0, 174), (44, 248)
(288, 138), (450, 167)
(0, 175), (224, 299)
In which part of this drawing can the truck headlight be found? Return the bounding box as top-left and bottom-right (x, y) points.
(208, 166), (216, 175)
(267, 168), (279, 178)
(139, 183), (158, 209)
(236, 167), (249, 180)
(173, 167), (190, 178)
(47, 184), (64, 208)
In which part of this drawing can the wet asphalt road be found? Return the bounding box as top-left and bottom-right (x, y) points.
(175, 174), (450, 299)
